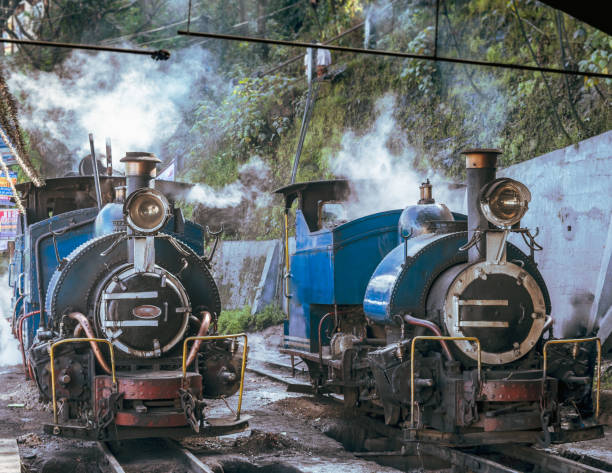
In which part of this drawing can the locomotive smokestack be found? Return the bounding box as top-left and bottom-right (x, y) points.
(462, 148), (501, 262)
(120, 152), (160, 196)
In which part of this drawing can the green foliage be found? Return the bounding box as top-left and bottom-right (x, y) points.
(217, 306), (253, 334)
(6, 0), (610, 241)
(254, 304), (285, 331)
(216, 304), (285, 334)
(186, 74), (298, 188)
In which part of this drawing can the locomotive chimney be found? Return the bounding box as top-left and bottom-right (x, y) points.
(462, 148), (501, 262)
(120, 152), (160, 196)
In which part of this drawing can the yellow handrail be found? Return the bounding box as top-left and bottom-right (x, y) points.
(50, 338), (116, 425)
(410, 335), (481, 428)
(542, 337), (601, 420)
(182, 334), (248, 420)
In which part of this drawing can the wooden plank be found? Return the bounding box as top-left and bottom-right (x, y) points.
(0, 438), (21, 473)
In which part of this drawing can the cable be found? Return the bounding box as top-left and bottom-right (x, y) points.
(0, 37), (170, 59)
(177, 30), (612, 79)
(171, 0), (304, 50)
(101, 15), (202, 45)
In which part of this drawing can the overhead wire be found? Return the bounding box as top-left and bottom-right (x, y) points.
(176, 30), (612, 79)
(0, 37), (170, 59)
(174, 0), (304, 49)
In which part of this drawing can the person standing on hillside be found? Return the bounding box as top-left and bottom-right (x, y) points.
(304, 43), (332, 81)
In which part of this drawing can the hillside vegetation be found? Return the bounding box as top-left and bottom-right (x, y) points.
(5, 0), (611, 239)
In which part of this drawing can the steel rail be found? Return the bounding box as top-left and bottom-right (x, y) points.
(177, 30), (612, 79)
(0, 38), (170, 60)
(99, 439), (214, 473)
(490, 445), (610, 473)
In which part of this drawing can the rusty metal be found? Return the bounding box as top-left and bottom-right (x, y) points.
(17, 310), (40, 379)
(95, 372), (201, 401)
(182, 333), (247, 420)
(177, 30), (612, 79)
(410, 335), (481, 427)
(114, 411), (188, 428)
(406, 424), (604, 447)
(462, 149), (501, 168)
(50, 338), (116, 424)
(68, 312), (112, 374)
(543, 337), (601, 420)
(185, 311), (212, 368)
(484, 410), (541, 432)
(481, 378), (552, 402)
(403, 314), (453, 360)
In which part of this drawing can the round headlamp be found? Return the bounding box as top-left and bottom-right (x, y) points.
(124, 188), (170, 234)
(480, 178), (531, 227)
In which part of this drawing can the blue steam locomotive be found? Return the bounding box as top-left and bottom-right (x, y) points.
(6, 152), (248, 440)
(277, 149), (602, 445)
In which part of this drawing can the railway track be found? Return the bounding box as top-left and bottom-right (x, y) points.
(98, 438), (213, 473)
(250, 355), (612, 473)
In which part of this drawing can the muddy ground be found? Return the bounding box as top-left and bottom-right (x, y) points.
(1, 327), (611, 473)
(0, 364), (401, 473)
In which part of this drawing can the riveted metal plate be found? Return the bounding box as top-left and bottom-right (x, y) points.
(480, 378), (556, 402)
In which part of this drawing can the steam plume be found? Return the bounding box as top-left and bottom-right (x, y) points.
(7, 45), (221, 175)
(329, 94), (465, 218)
(0, 274), (20, 367)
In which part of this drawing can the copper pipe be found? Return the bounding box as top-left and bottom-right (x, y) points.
(403, 314), (453, 361)
(17, 310), (40, 379)
(185, 311), (212, 368)
(74, 324), (83, 337)
(11, 295), (25, 336)
(68, 312), (112, 374)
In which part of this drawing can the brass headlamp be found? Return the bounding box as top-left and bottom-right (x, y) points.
(124, 188), (170, 234)
(479, 178), (531, 228)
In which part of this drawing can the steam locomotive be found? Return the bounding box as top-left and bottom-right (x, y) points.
(277, 149), (602, 446)
(7, 152), (248, 440)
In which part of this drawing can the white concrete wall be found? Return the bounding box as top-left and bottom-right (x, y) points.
(500, 130), (612, 337)
(210, 240), (280, 312)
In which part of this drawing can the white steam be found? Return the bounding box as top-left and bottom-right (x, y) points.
(8, 45), (221, 173)
(185, 156), (272, 208)
(330, 94), (465, 219)
(0, 273), (21, 367)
